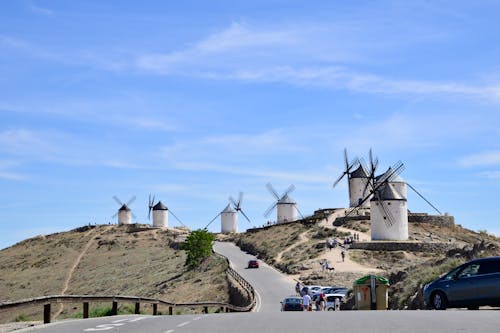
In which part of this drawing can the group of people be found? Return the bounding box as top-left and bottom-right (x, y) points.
(295, 282), (328, 311)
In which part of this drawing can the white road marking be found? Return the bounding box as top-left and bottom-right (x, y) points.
(177, 321), (190, 327)
(128, 317), (147, 322)
(112, 318), (130, 323)
(193, 316), (203, 321)
(164, 330), (175, 333)
(254, 289), (262, 312)
(84, 323), (124, 331)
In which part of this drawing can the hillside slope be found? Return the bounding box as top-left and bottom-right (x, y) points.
(230, 216), (500, 309)
(0, 224), (229, 323)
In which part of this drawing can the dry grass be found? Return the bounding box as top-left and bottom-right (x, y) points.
(0, 225), (229, 323)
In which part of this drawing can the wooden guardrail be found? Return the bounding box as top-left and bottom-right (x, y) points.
(0, 254), (256, 324)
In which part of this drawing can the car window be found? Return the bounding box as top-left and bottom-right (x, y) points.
(457, 263), (480, 278)
(442, 266), (461, 280)
(478, 260), (500, 275)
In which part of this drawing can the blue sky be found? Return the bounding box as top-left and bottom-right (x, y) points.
(1, 0), (500, 249)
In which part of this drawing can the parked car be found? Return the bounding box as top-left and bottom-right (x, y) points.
(281, 296), (303, 311)
(325, 294), (345, 310)
(302, 285), (323, 297)
(247, 259), (259, 268)
(314, 287), (349, 301)
(423, 256), (500, 310)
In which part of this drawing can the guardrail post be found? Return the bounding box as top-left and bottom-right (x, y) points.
(83, 302), (89, 319)
(153, 304), (158, 316)
(43, 303), (51, 324)
(203, 306), (208, 314)
(135, 302), (140, 314)
(225, 307), (229, 313)
(220, 306), (224, 312)
(112, 301), (118, 315)
(168, 306), (173, 315)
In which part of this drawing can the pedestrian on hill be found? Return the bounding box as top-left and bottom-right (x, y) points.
(295, 281), (302, 295)
(341, 249), (345, 262)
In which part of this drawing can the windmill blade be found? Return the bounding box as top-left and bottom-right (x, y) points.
(282, 184), (295, 197)
(263, 202), (277, 218)
(229, 196), (238, 209)
(237, 191), (243, 208)
(332, 171), (348, 188)
(407, 183), (442, 215)
(377, 199), (396, 228)
(266, 182), (280, 200)
(204, 212), (221, 229)
(131, 212), (137, 220)
(126, 196), (136, 207)
(343, 148), (349, 170)
(239, 209), (252, 223)
(169, 209), (188, 228)
(148, 206), (152, 220)
(112, 212), (118, 219)
(113, 196), (124, 206)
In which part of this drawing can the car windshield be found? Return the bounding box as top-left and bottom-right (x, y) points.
(285, 298), (302, 304)
(442, 266), (462, 280)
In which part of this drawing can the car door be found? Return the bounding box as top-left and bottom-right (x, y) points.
(446, 263), (480, 303)
(474, 259), (500, 303)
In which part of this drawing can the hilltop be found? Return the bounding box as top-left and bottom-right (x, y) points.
(0, 224), (229, 324)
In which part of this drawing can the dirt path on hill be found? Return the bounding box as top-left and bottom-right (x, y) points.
(275, 231), (309, 264)
(53, 228), (99, 319)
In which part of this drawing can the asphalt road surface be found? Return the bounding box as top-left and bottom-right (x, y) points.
(19, 241), (500, 332)
(212, 241), (297, 312)
(20, 311), (500, 332)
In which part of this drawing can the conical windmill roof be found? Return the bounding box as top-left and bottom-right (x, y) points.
(153, 201), (168, 211)
(119, 204), (130, 212)
(376, 167), (405, 183)
(371, 184), (405, 201)
(222, 204), (236, 213)
(278, 193), (296, 204)
(350, 164), (369, 178)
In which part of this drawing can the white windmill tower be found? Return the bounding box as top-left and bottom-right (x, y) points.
(206, 192), (251, 233)
(112, 196), (136, 225)
(148, 194), (187, 228)
(264, 183), (302, 224)
(360, 159), (408, 240)
(333, 149), (371, 208)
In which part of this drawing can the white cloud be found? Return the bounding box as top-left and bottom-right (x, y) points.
(29, 3), (54, 16)
(135, 22), (500, 102)
(460, 151), (500, 167)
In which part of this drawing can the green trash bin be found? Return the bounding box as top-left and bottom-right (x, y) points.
(353, 275), (389, 310)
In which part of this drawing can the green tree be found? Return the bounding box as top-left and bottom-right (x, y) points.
(182, 229), (214, 269)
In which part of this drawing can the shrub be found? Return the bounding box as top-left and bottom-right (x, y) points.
(182, 229), (215, 269)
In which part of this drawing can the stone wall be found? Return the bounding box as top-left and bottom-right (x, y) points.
(349, 241), (457, 252)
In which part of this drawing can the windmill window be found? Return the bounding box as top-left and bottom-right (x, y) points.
(383, 217), (387, 220)
(388, 202), (391, 205)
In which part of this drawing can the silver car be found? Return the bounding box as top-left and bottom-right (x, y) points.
(423, 256), (500, 310)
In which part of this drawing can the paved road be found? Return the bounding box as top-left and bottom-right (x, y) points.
(213, 241), (296, 312)
(21, 311), (500, 332)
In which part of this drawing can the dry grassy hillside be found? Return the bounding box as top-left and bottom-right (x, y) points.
(0, 224), (229, 323)
(230, 218), (500, 309)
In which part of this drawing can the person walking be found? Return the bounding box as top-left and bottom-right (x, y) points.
(302, 292), (312, 311)
(341, 249), (345, 262)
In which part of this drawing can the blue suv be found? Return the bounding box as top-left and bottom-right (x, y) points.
(423, 256), (500, 310)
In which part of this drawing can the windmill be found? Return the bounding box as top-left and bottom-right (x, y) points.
(332, 149), (369, 208)
(112, 195), (136, 225)
(205, 192), (251, 233)
(347, 160), (408, 240)
(148, 194), (187, 228)
(264, 183), (303, 224)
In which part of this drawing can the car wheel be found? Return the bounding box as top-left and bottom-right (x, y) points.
(327, 307), (334, 311)
(432, 291), (447, 310)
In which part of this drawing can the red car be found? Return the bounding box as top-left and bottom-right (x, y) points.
(247, 259), (259, 268)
